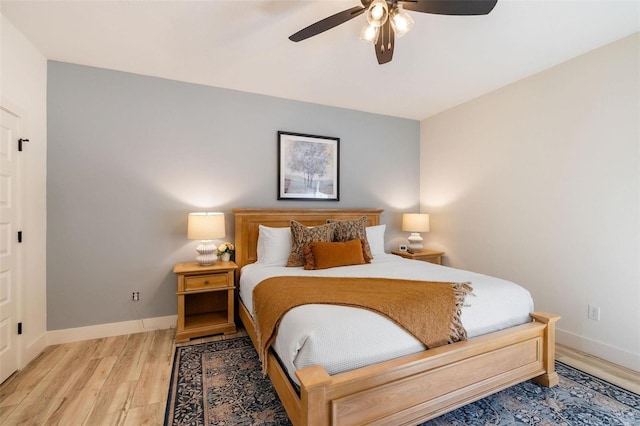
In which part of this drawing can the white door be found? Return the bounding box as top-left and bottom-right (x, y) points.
(0, 107), (21, 383)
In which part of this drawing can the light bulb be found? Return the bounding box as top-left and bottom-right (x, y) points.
(371, 4), (384, 20)
(366, 0), (388, 28)
(390, 4), (414, 38)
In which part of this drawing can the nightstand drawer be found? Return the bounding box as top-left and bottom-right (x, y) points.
(185, 274), (229, 291)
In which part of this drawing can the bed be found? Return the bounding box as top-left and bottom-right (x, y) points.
(233, 208), (560, 426)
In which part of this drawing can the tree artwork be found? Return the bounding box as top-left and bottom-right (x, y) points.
(278, 131), (339, 200)
(286, 140), (332, 191)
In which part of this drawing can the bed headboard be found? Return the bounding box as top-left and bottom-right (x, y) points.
(232, 208), (383, 272)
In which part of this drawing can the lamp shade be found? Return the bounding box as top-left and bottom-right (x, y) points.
(402, 213), (430, 233)
(187, 212), (225, 240)
(359, 23), (380, 44)
(390, 4), (414, 38)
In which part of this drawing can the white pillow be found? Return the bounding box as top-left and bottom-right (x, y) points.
(366, 225), (386, 256)
(256, 225), (292, 265)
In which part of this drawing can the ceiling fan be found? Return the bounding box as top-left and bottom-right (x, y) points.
(289, 0), (498, 65)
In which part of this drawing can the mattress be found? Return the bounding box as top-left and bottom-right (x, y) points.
(239, 254), (534, 385)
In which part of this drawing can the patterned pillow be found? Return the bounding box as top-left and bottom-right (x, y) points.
(286, 220), (335, 267)
(327, 216), (372, 260)
(303, 239), (368, 270)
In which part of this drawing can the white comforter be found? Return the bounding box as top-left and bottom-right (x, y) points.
(239, 254), (533, 385)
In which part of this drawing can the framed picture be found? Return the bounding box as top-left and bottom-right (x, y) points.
(278, 131), (340, 201)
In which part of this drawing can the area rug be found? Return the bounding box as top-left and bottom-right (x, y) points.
(165, 336), (639, 426)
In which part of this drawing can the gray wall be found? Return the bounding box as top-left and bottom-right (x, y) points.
(47, 61), (420, 330)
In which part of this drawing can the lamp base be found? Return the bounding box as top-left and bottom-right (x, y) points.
(195, 240), (218, 266)
(407, 232), (424, 251)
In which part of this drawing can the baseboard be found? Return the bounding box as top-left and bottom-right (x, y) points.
(20, 331), (47, 370)
(556, 327), (639, 372)
(46, 315), (177, 346)
(42, 321), (639, 370)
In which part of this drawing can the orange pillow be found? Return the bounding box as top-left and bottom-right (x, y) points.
(303, 239), (370, 270)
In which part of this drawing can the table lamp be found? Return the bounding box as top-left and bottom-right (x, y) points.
(187, 212), (225, 265)
(402, 213), (430, 251)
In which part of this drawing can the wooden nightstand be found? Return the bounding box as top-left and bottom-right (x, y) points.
(392, 249), (444, 265)
(173, 261), (238, 342)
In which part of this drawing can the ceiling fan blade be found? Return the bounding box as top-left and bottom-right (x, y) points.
(398, 0), (498, 15)
(375, 19), (394, 65)
(289, 6), (366, 42)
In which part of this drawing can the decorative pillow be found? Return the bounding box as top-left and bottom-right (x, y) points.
(366, 224), (386, 257)
(303, 239), (368, 270)
(327, 216), (372, 260)
(256, 225), (292, 265)
(286, 220), (335, 267)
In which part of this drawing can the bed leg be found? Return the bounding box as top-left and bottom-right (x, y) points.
(530, 311), (561, 387)
(296, 365), (332, 426)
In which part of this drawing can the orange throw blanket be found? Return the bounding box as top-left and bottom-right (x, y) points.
(253, 276), (472, 372)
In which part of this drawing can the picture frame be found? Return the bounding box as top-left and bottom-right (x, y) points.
(278, 131), (340, 201)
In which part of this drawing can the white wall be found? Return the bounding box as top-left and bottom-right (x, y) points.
(420, 33), (639, 371)
(0, 15), (48, 367)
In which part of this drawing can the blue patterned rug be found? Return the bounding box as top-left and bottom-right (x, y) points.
(164, 336), (639, 425)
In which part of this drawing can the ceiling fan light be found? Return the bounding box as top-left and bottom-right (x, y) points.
(366, 0), (388, 28)
(359, 23), (380, 44)
(390, 5), (414, 38)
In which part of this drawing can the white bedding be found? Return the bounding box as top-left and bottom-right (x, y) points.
(240, 254), (534, 385)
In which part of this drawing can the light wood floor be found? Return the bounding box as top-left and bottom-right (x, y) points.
(556, 343), (640, 394)
(1, 329), (637, 425)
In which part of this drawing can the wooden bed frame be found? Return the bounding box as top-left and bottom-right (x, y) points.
(233, 208), (560, 426)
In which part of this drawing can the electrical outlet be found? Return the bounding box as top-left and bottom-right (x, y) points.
(588, 305), (600, 321)
(132, 291), (140, 302)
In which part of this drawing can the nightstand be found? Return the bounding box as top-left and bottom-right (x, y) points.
(392, 249), (444, 265)
(173, 261), (238, 342)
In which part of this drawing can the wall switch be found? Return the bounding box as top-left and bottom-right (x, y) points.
(132, 292), (140, 302)
(588, 305), (600, 321)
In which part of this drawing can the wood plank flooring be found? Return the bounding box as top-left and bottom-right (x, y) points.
(1, 329), (637, 425)
(556, 343), (640, 394)
(0, 329), (177, 425)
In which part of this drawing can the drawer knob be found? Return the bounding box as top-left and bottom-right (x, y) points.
(204, 280), (210, 285)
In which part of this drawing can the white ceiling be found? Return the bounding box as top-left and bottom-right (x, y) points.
(2, 0), (639, 120)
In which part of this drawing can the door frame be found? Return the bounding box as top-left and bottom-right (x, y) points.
(0, 104), (24, 382)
